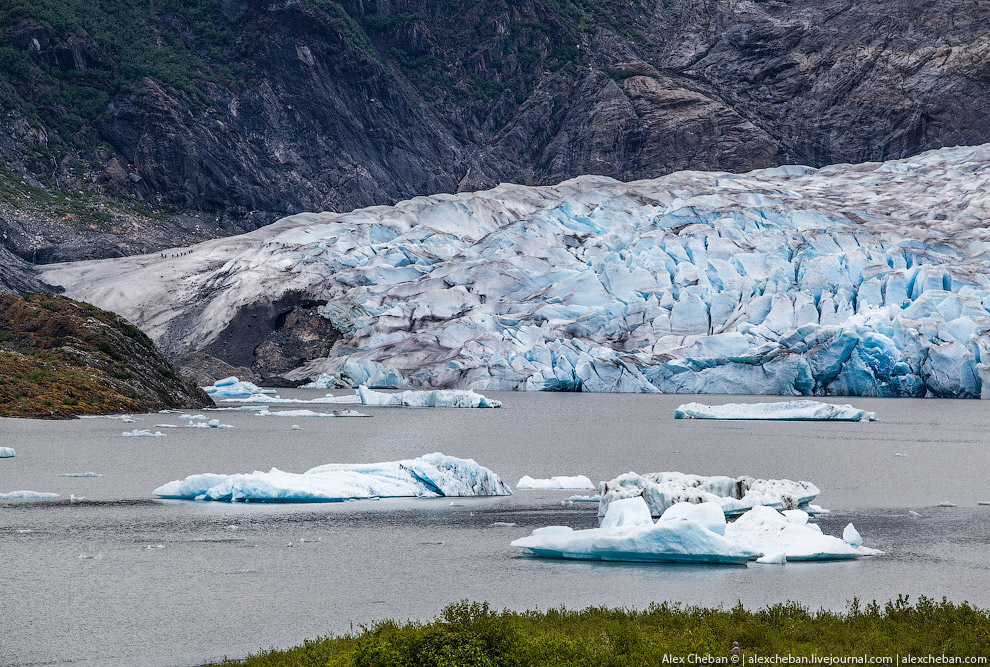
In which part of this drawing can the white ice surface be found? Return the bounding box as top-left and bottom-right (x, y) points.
(122, 429), (165, 437)
(724, 506), (881, 560)
(201, 377), (276, 398)
(43, 145), (990, 398)
(1, 490), (60, 499)
(674, 400), (877, 421)
(517, 475), (596, 490)
(255, 408), (369, 418)
(153, 452), (511, 502)
(356, 385), (501, 408)
(598, 471), (820, 517)
(0, 447), (15, 458)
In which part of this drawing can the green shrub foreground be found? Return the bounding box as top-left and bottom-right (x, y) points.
(212, 596), (990, 666)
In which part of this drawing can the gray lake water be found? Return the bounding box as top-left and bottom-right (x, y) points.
(1, 392), (989, 667)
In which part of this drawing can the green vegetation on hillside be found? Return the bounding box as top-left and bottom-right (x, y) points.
(209, 597), (990, 667)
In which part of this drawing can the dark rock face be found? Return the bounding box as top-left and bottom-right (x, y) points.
(1, 0), (989, 263)
(252, 306), (343, 379)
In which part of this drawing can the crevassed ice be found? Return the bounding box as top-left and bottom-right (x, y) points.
(512, 498), (880, 564)
(674, 400), (876, 421)
(43, 145), (990, 397)
(598, 471), (820, 517)
(153, 452), (511, 502)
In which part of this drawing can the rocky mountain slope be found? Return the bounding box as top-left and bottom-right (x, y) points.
(1, 0), (988, 273)
(41, 145), (990, 398)
(0, 293), (211, 418)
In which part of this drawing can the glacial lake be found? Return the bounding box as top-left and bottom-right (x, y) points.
(2, 391), (989, 667)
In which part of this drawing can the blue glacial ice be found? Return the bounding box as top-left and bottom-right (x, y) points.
(153, 452), (511, 502)
(0, 447), (15, 458)
(598, 471), (820, 518)
(42, 145), (990, 398)
(202, 377), (276, 398)
(512, 498), (879, 564)
(674, 400), (876, 421)
(517, 475), (596, 490)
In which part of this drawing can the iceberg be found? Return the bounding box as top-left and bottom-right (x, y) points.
(255, 408), (369, 418)
(42, 146), (990, 399)
(517, 475), (596, 490)
(153, 452), (511, 502)
(122, 429), (166, 437)
(598, 471), (820, 518)
(57, 472), (102, 478)
(513, 498), (880, 564)
(675, 400), (876, 421)
(355, 385), (501, 408)
(154, 419), (233, 429)
(202, 377), (276, 398)
(0, 447), (15, 458)
(1, 490), (60, 499)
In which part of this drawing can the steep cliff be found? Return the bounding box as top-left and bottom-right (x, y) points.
(1, 0), (988, 265)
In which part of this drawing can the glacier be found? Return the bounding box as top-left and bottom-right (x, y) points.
(41, 145), (990, 398)
(598, 471), (820, 518)
(153, 452), (511, 502)
(0, 447), (15, 458)
(674, 400), (876, 421)
(517, 475), (596, 490)
(511, 497), (879, 564)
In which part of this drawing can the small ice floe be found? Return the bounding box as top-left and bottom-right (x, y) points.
(69, 494), (86, 503)
(908, 510), (923, 517)
(78, 554), (103, 560)
(122, 429), (165, 437)
(938, 501), (957, 507)
(79, 414), (140, 422)
(225, 525), (241, 531)
(675, 400), (876, 422)
(156, 419), (233, 429)
(513, 499), (881, 564)
(145, 544), (165, 549)
(806, 504), (830, 515)
(517, 475), (595, 490)
(756, 551), (787, 564)
(842, 523), (863, 547)
(178, 414), (207, 420)
(16, 529), (34, 534)
(300, 537), (322, 543)
(57, 472), (102, 478)
(0, 447), (15, 458)
(290, 425), (303, 430)
(153, 453), (510, 502)
(201, 376), (276, 398)
(563, 494), (601, 503)
(256, 408), (369, 418)
(894, 453), (907, 457)
(1, 490), (60, 499)
(490, 522), (518, 527)
(978, 502), (990, 507)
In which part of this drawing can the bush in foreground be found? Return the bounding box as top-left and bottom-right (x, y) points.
(212, 596), (990, 667)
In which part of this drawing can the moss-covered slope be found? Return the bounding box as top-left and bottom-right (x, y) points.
(0, 293), (211, 418)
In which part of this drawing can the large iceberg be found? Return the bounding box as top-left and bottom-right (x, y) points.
(153, 452), (511, 502)
(598, 471), (820, 517)
(202, 377), (276, 398)
(0, 447), (15, 458)
(42, 145), (990, 398)
(355, 385), (501, 408)
(674, 400), (876, 421)
(512, 498), (879, 564)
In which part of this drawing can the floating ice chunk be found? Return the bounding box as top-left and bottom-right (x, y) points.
(894, 453), (907, 457)
(674, 400), (877, 422)
(156, 420), (233, 429)
(517, 475), (595, 490)
(202, 377), (276, 398)
(806, 504), (830, 515)
(79, 414), (140, 422)
(291, 425), (303, 430)
(179, 414), (207, 420)
(977, 502), (990, 506)
(0, 447), (15, 458)
(57, 472), (102, 477)
(78, 554), (103, 560)
(122, 429), (165, 437)
(842, 523), (863, 547)
(598, 471), (820, 518)
(256, 408), (369, 418)
(153, 452), (511, 502)
(658, 501), (727, 536)
(70, 494), (86, 503)
(782, 509), (810, 525)
(1, 490), (60, 499)
(938, 501), (957, 507)
(724, 506), (881, 560)
(908, 510), (923, 517)
(490, 522), (518, 527)
(756, 551), (787, 564)
(563, 494), (601, 503)
(356, 385), (501, 408)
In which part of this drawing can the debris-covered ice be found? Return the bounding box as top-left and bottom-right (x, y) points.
(513, 498), (880, 564)
(517, 475), (596, 490)
(674, 400), (877, 421)
(598, 471), (820, 517)
(153, 452), (511, 502)
(44, 145), (990, 398)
